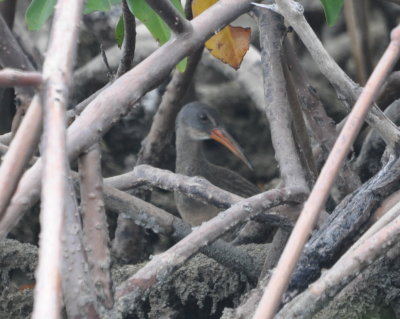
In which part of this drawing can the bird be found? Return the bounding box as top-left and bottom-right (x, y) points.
(174, 101), (260, 226)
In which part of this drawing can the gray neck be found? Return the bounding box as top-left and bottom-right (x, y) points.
(176, 127), (208, 176)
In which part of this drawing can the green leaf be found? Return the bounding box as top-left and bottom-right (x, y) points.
(25, 0), (56, 31)
(110, 0), (122, 4)
(126, 0), (186, 71)
(115, 15), (124, 48)
(320, 0), (344, 26)
(84, 0), (111, 14)
(176, 57), (187, 73)
(127, 0), (170, 44)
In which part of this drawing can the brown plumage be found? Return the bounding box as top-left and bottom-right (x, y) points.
(175, 102), (259, 226)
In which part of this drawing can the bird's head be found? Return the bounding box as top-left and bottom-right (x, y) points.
(176, 102), (253, 169)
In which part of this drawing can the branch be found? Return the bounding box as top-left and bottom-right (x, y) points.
(0, 0), (257, 240)
(0, 132), (11, 145)
(106, 164), (240, 206)
(276, 209), (400, 318)
(32, 0), (84, 318)
(62, 175), (99, 318)
(146, 0), (192, 34)
(136, 49), (203, 166)
(105, 165), (293, 228)
(377, 70), (400, 108)
(79, 144), (114, 309)
(289, 156), (400, 293)
(116, 0), (136, 77)
(103, 185), (262, 282)
(114, 187), (307, 316)
(274, 0), (400, 151)
(254, 7), (308, 190)
(253, 23), (400, 319)
(343, 0), (371, 85)
(0, 96), (41, 220)
(283, 39), (361, 200)
(282, 57), (317, 185)
(0, 69), (42, 87)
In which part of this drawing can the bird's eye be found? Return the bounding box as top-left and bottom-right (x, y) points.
(199, 113), (208, 121)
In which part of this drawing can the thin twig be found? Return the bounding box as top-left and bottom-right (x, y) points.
(344, 0), (371, 85)
(116, 0), (136, 77)
(31, 0), (84, 318)
(0, 69), (42, 87)
(146, 0), (192, 34)
(253, 23), (400, 319)
(79, 144), (114, 309)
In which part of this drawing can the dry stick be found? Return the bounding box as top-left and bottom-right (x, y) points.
(252, 24), (400, 319)
(0, 132), (11, 145)
(0, 69), (42, 87)
(103, 185), (263, 283)
(282, 58), (317, 185)
(255, 8), (308, 191)
(276, 207), (400, 319)
(105, 164), (293, 228)
(79, 144), (114, 309)
(0, 0), (257, 239)
(106, 165), (242, 206)
(116, 0), (136, 77)
(284, 39), (361, 199)
(31, 0), (84, 318)
(114, 187), (307, 315)
(344, 0), (371, 85)
(74, 8), (137, 303)
(248, 6), (308, 307)
(63, 175), (99, 318)
(0, 96), (41, 220)
(103, 0), (137, 264)
(254, 8), (308, 287)
(275, 0), (400, 151)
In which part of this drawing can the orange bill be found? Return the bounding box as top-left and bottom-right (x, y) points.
(210, 128), (253, 170)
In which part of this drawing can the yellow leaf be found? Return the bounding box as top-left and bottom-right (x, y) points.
(192, 0), (251, 69)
